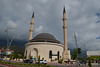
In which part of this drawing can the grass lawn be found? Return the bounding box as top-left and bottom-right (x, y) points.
(0, 60), (57, 67)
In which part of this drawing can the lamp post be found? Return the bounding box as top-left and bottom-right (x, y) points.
(5, 28), (16, 59)
(4, 28), (9, 48)
(84, 44), (87, 65)
(74, 32), (78, 66)
(4, 28), (9, 59)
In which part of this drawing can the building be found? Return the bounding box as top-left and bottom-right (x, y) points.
(0, 49), (14, 58)
(24, 7), (71, 62)
(87, 51), (100, 57)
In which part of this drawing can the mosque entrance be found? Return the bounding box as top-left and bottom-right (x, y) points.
(49, 50), (60, 61)
(31, 48), (38, 60)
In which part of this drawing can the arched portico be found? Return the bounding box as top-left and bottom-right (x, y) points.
(31, 48), (38, 60)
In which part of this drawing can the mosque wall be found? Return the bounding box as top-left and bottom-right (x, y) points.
(25, 42), (64, 62)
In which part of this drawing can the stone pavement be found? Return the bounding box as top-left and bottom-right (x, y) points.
(47, 62), (100, 67)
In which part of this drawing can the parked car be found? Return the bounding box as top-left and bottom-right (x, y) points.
(36, 60), (47, 64)
(23, 59), (33, 63)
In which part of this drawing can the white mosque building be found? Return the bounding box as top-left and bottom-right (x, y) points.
(24, 7), (71, 62)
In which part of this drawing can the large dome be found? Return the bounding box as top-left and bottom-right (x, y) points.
(34, 33), (56, 40)
(30, 33), (60, 44)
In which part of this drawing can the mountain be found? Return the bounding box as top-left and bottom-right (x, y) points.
(0, 38), (27, 48)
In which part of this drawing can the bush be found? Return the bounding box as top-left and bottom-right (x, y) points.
(30, 56), (33, 60)
(58, 59), (63, 63)
(42, 57), (44, 60)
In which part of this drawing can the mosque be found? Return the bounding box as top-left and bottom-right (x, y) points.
(24, 7), (71, 62)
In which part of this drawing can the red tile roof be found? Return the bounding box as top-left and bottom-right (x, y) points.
(0, 49), (14, 52)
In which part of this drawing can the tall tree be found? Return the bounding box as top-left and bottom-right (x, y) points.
(72, 48), (77, 60)
(88, 57), (92, 67)
(77, 48), (81, 55)
(71, 48), (81, 60)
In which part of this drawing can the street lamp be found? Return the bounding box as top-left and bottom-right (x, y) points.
(4, 28), (9, 48)
(4, 28), (9, 59)
(4, 28), (16, 59)
(74, 32), (78, 66)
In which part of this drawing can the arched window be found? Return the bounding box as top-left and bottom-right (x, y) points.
(49, 50), (52, 58)
(57, 51), (60, 60)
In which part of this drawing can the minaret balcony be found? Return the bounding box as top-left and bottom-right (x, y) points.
(63, 26), (67, 28)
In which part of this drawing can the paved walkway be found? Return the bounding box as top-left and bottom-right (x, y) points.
(47, 62), (100, 67)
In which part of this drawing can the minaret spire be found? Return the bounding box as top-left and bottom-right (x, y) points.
(29, 11), (34, 40)
(62, 6), (68, 61)
(63, 6), (66, 13)
(32, 12), (34, 18)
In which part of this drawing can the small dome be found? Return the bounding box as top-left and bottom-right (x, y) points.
(30, 33), (60, 44)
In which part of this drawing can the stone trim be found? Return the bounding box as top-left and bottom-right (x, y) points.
(25, 42), (64, 48)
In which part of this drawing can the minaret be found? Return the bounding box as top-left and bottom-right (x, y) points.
(29, 12), (34, 40)
(63, 7), (68, 61)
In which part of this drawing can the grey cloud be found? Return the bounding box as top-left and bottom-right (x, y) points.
(0, 0), (100, 50)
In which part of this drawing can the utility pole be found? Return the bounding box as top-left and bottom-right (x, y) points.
(84, 44), (87, 65)
(74, 32), (78, 66)
(5, 28), (9, 48)
(84, 45), (86, 55)
(4, 28), (9, 59)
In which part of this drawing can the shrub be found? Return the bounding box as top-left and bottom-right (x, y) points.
(30, 56), (33, 60)
(42, 57), (44, 60)
(58, 59), (63, 63)
(60, 56), (61, 59)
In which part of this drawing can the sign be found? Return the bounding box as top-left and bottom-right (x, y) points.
(32, 58), (36, 60)
(6, 51), (11, 55)
(2, 52), (4, 54)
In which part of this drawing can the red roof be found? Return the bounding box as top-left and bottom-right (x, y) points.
(0, 49), (5, 51)
(7, 50), (14, 52)
(0, 49), (14, 52)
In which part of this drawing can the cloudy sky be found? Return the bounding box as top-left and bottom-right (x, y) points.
(0, 0), (100, 50)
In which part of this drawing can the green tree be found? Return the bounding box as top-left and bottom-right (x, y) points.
(88, 57), (92, 67)
(38, 55), (40, 65)
(77, 48), (81, 55)
(72, 48), (77, 60)
(71, 48), (81, 60)
(14, 53), (18, 60)
(18, 54), (22, 61)
(9, 53), (16, 60)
